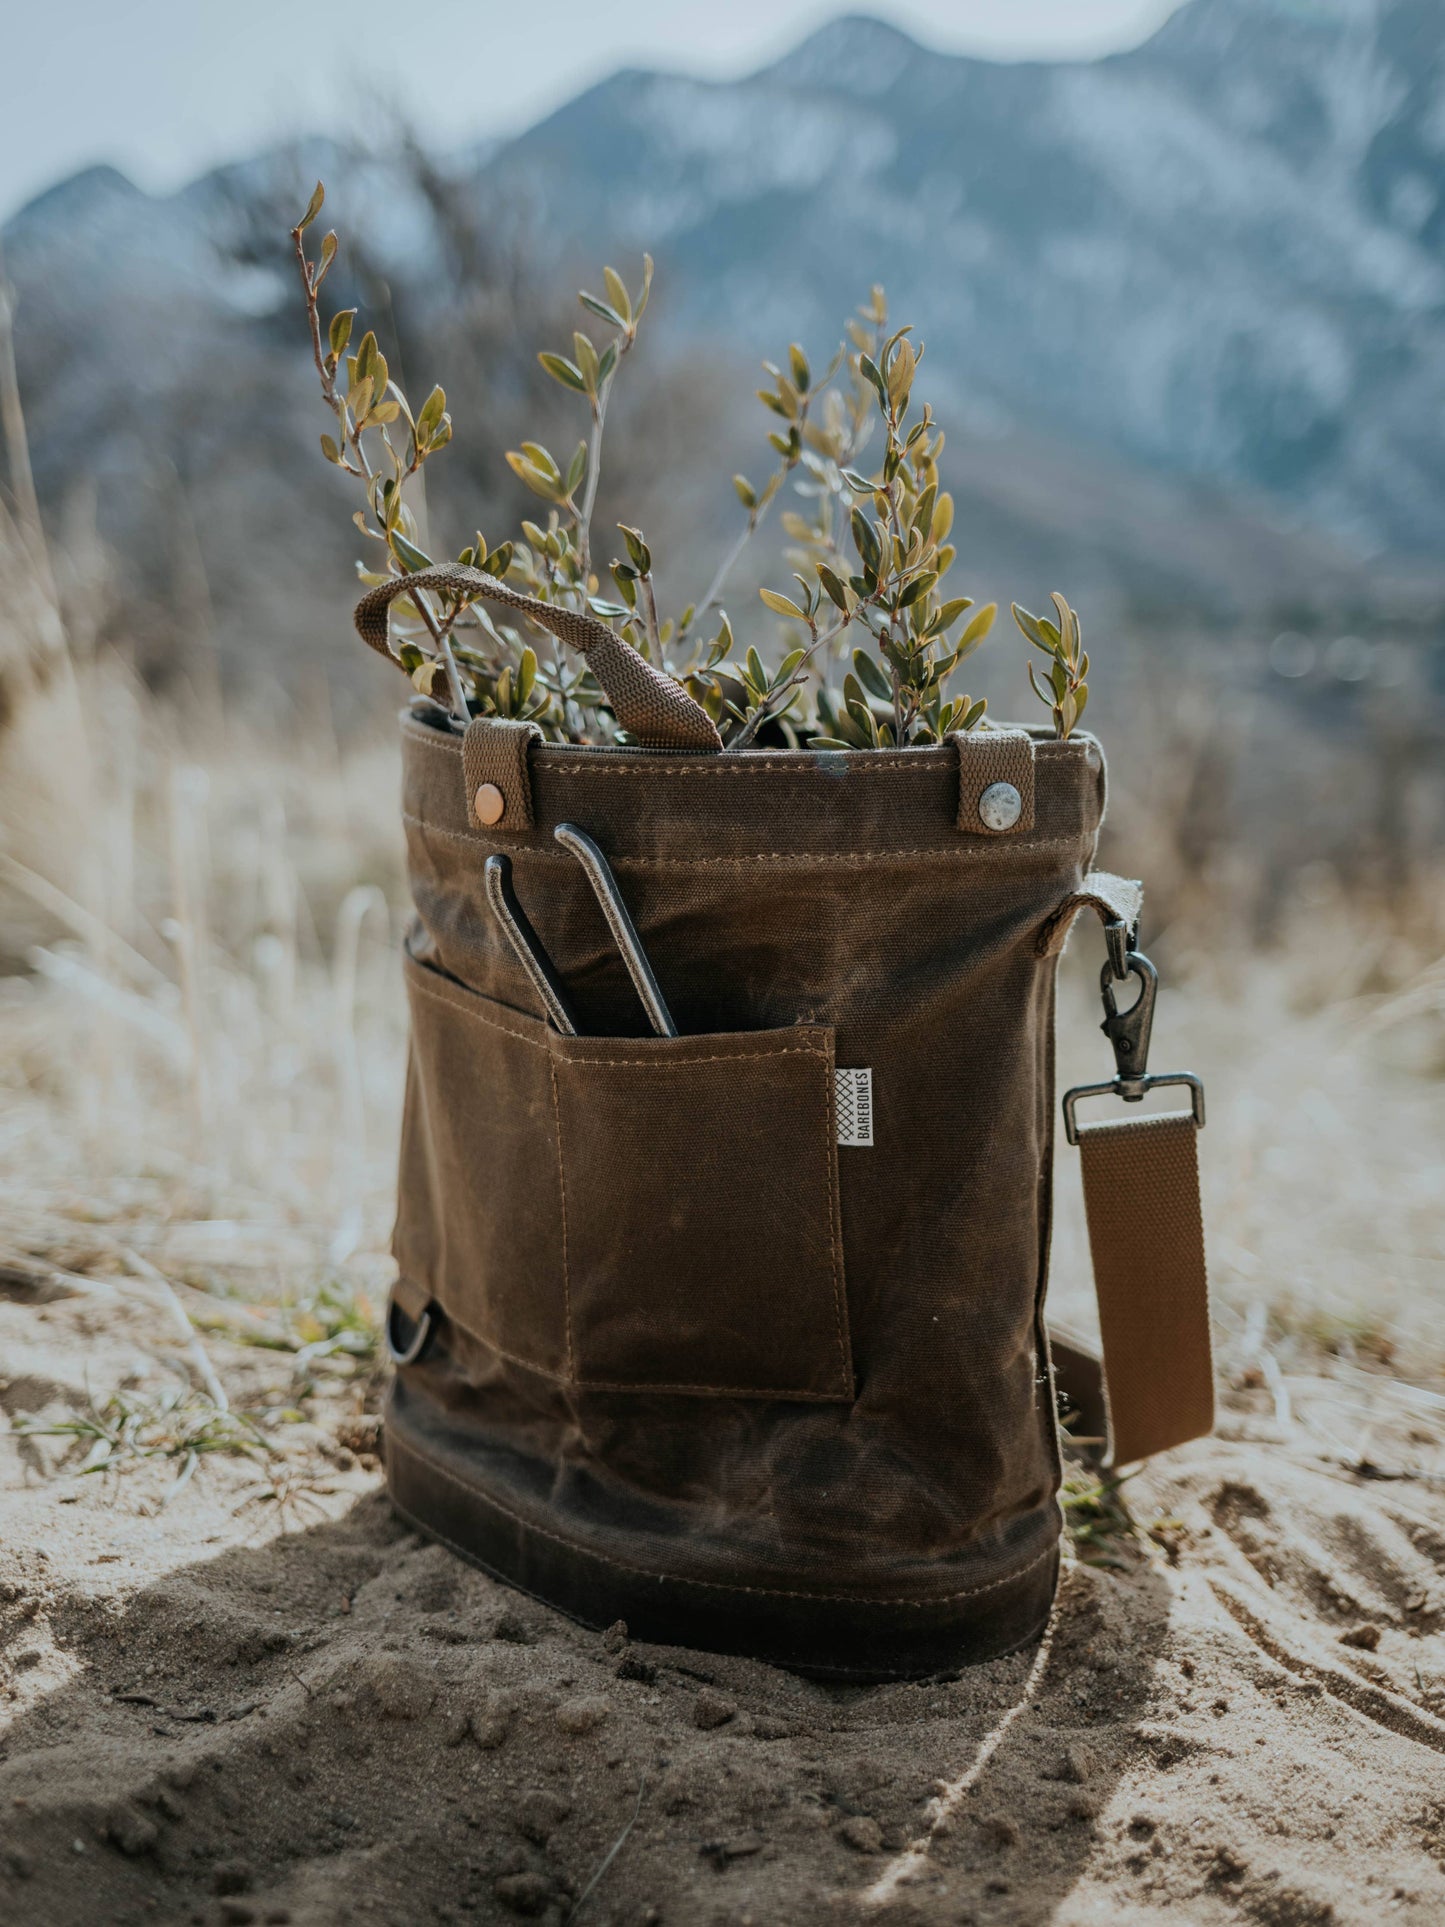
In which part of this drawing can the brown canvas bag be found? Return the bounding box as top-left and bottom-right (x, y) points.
(368, 572), (1213, 1681)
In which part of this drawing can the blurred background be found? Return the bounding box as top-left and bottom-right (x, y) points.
(1, 0), (1441, 1402)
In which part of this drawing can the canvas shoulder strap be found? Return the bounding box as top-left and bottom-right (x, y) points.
(1044, 888), (1214, 1468)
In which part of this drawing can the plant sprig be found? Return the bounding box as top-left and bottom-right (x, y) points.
(1014, 592), (1088, 738)
(741, 290), (995, 750)
(294, 186), (1093, 749)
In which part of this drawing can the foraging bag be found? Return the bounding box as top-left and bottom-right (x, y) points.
(371, 574), (1213, 1680)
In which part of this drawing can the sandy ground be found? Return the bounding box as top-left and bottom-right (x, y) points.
(3, 1273), (1445, 1927)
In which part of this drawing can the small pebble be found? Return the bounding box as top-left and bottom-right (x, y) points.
(212, 1860), (254, 1896)
(692, 1689), (736, 1731)
(838, 1815), (882, 1854)
(362, 1653), (435, 1720)
(106, 1807), (159, 1857)
(492, 1610), (533, 1645)
(514, 1788), (572, 1844)
(494, 1870), (552, 1916)
(1340, 1622), (1382, 1651)
(555, 1694), (610, 1735)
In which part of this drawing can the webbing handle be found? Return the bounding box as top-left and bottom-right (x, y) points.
(354, 564), (722, 754)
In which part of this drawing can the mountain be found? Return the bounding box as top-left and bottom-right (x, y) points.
(3, 0), (1444, 689)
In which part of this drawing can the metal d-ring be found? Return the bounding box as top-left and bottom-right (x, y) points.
(386, 1298), (435, 1367)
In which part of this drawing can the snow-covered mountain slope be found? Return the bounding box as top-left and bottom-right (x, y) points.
(3, 0), (1443, 673)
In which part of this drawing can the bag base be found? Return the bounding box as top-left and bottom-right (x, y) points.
(384, 1379), (1060, 1683)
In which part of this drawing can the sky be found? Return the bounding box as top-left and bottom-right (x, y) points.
(1, 0), (1186, 223)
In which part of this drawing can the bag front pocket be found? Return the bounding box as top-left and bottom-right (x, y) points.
(396, 952), (853, 1402)
(548, 1027), (852, 1400)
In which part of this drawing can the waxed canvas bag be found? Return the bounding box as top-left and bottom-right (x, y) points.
(366, 569), (1213, 1681)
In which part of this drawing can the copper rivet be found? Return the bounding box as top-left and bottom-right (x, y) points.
(474, 782), (506, 827)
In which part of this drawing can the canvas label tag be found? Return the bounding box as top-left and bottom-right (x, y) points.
(834, 1068), (874, 1147)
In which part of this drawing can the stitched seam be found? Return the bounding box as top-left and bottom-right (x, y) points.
(549, 1061), (575, 1381)
(404, 1283), (563, 1381)
(389, 1426), (1060, 1606)
(402, 813), (1092, 863)
(540, 759), (945, 776)
(387, 1495), (1056, 1675)
(405, 728), (1080, 781)
(552, 1047), (827, 1070)
(403, 725), (466, 758)
(569, 1376), (850, 1399)
(818, 1045), (852, 1396)
(406, 969), (550, 1053)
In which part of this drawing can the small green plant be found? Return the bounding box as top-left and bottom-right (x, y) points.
(1013, 592), (1088, 738)
(291, 183), (1089, 748)
(16, 1386), (272, 1501)
(192, 1277), (380, 1383)
(1060, 1470), (1138, 1569)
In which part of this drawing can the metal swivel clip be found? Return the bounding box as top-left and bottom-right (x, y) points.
(1062, 920), (1206, 1145)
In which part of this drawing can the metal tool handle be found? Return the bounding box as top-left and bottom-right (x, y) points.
(554, 823), (677, 1038)
(484, 853), (579, 1035)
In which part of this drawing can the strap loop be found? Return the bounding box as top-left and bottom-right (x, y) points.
(1055, 924), (1214, 1466)
(354, 564), (722, 755)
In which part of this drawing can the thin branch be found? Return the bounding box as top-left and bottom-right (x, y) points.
(290, 216), (469, 721)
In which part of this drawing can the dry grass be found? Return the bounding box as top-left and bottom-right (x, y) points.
(0, 667), (1439, 1426)
(0, 258), (1441, 1452)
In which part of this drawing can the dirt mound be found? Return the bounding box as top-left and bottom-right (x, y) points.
(3, 1282), (1445, 1925)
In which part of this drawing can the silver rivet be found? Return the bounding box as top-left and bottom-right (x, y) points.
(978, 780), (1022, 831)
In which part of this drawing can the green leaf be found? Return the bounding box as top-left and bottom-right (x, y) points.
(318, 231), (338, 280)
(732, 474), (757, 511)
(328, 309), (355, 358)
(602, 265), (633, 324)
(852, 649), (892, 702)
(320, 433), (343, 465)
(506, 452), (563, 501)
(956, 602), (997, 652)
(573, 333), (600, 391)
(579, 292), (625, 328)
(897, 570), (937, 609)
(565, 441), (588, 496)
(297, 181), (325, 231)
(817, 564), (850, 612)
(934, 597), (974, 632)
(516, 647), (537, 706)
(858, 354), (889, 407)
(520, 442), (561, 483)
(618, 524), (652, 575)
(390, 531), (434, 572)
(850, 509), (881, 573)
(416, 385), (447, 441)
(1012, 603), (1057, 657)
(539, 352), (587, 392)
(759, 587), (806, 620)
